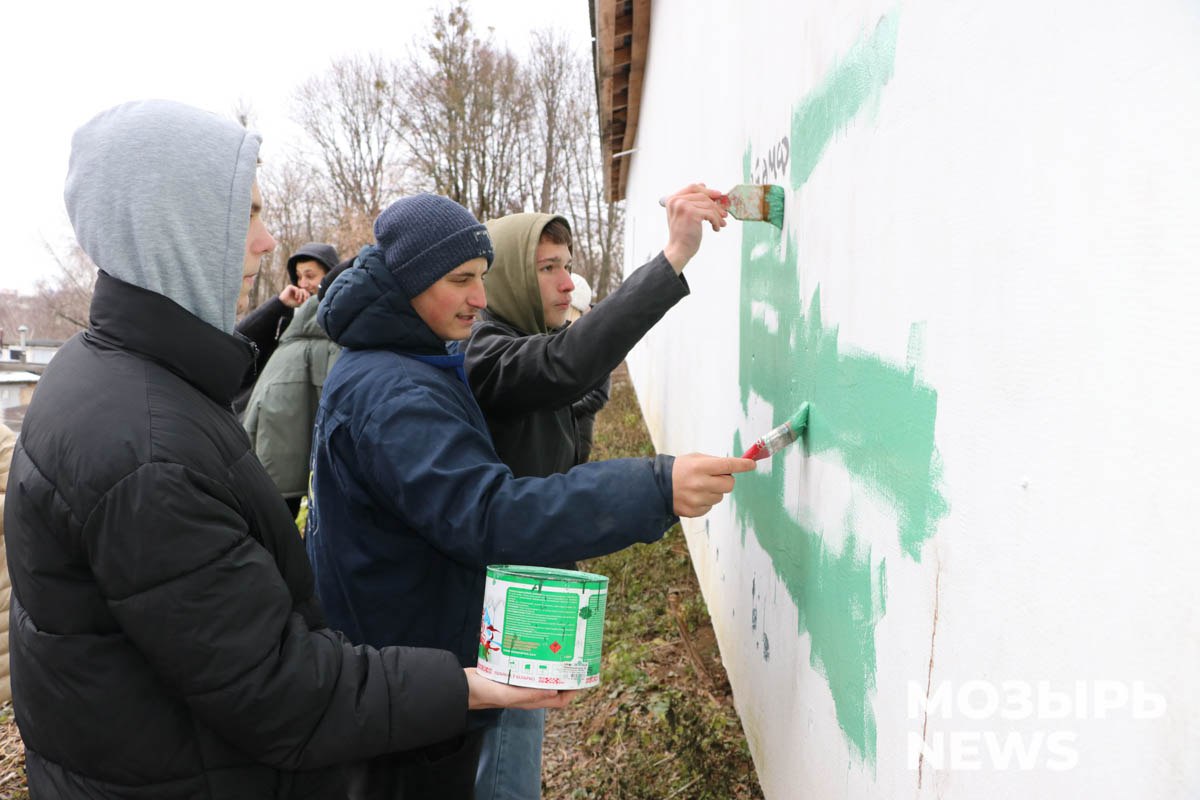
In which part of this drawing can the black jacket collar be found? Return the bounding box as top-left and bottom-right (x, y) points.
(86, 270), (256, 405)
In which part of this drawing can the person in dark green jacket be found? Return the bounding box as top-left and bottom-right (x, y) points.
(464, 185), (729, 800)
(232, 242), (340, 417)
(237, 242), (339, 369)
(244, 257), (353, 517)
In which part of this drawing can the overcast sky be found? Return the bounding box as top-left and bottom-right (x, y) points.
(0, 0), (592, 295)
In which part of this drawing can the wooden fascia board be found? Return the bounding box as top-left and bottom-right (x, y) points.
(594, 0), (651, 202)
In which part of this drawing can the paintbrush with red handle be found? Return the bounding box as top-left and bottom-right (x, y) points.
(742, 403), (810, 460)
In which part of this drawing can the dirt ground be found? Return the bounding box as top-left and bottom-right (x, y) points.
(0, 703), (26, 799)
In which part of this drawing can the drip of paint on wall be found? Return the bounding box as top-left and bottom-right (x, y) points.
(731, 8), (947, 767)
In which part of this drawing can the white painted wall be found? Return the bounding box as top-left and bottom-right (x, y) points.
(620, 1), (1200, 797)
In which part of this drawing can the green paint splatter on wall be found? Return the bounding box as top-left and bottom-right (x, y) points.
(732, 8), (947, 767)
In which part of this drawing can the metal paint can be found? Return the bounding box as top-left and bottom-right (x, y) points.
(477, 564), (609, 689)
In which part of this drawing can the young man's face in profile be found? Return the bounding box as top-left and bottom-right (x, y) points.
(239, 181), (276, 314)
(535, 239), (574, 329)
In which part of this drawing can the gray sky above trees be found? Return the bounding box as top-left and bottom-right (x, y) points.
(0, 0), (591, 295)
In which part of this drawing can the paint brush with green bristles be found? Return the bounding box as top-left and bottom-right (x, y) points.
(659, 184), (786, 228)
(741, 402), (810, 461)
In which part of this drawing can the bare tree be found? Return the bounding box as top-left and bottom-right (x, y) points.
(389, 1), (534, 221)
(526, 29), (576, 214)
(12, 241), (98, 341)
(0, 292), (41, 350)
(248, 155), (336, 310)
(295, 55), (402, 223)
(547, 40), (623, 299)
(268, 3), (622, 302)
(231, 99), (256, 130)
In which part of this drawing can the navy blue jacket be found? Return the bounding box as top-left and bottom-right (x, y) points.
(307, 247), (679, 665)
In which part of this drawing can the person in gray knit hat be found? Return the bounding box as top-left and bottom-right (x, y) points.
(307, 191), (753, 798)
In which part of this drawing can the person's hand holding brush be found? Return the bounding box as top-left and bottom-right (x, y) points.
(661, 183), (729, 272)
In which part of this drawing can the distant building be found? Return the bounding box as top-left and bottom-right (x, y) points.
(0, 370), (38, 408)
(0, 370), (38, 432)
(0, 323), (29, 364)
(22, 339), (64, 366)
(0, 324), (65, 370)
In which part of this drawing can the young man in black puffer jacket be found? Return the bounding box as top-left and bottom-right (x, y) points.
(3, 99), (569, 800)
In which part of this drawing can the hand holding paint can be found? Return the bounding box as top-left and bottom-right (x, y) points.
(477, 565), (608, 690)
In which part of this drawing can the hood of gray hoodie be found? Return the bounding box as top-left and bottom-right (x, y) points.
(64, 99), (262, 333)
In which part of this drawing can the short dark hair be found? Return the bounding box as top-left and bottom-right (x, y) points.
(539, 218), (573, 254)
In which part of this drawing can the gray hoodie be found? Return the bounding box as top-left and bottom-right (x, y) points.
(64, 99), (261, 333)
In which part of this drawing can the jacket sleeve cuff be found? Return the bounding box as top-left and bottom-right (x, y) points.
(383, 646), (470, 751)
(650, 251), (690, 297)
(651, 454), (679, 527)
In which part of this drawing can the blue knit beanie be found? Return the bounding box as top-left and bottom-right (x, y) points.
(374, 193), (494, 298)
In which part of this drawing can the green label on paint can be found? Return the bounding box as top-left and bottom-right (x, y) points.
(477, 564), (609, 689)
(500, 587), (578, 661)
(582, 593), (606, 677)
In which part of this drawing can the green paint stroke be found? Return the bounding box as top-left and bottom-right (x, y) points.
(791, 11), (899, 190)
(732, 443), (887, 765)
(733, 9), (948, 766)
(736, 223), (947, 764)
(736, 214), (947, 549)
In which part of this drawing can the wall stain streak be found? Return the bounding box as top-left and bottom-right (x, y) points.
(732, 8), (948, 768)
(917, 557), (942, 793)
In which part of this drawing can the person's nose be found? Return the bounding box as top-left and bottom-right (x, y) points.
(561, 273), (575, 295)
(257, 224), (276, 255)
(468, 282), (487, 309)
